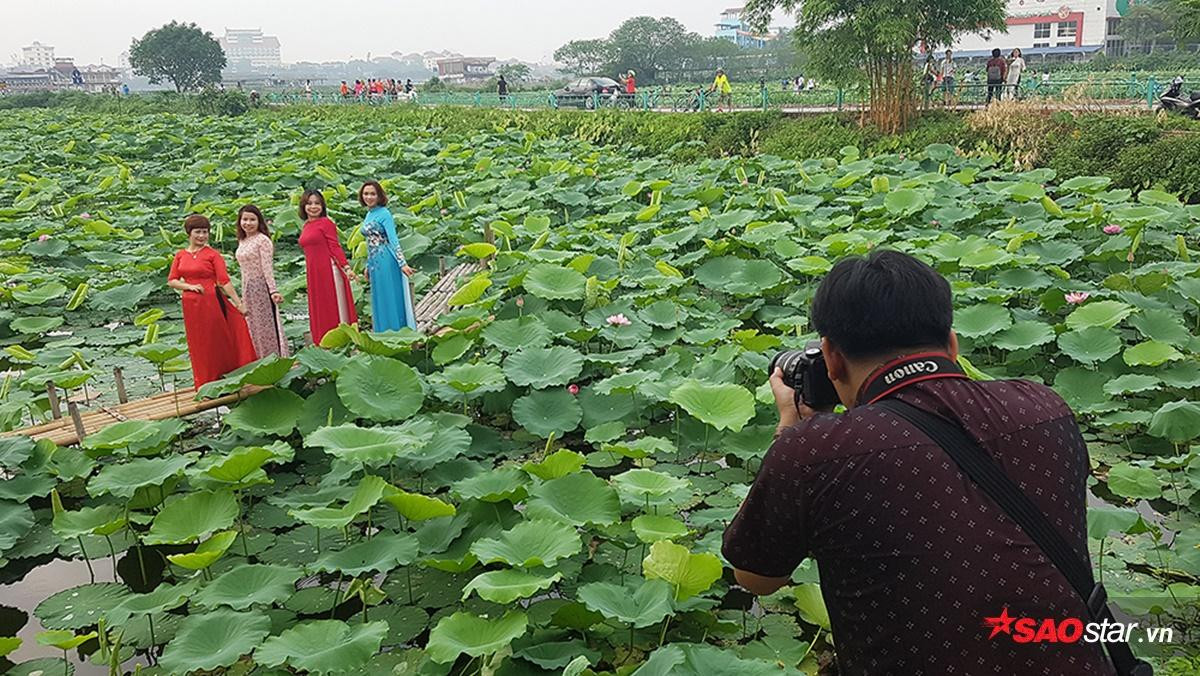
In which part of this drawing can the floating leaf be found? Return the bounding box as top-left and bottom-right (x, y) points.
(337, 356), (424, 422)
(426, 611), (528, 664)
(525, 472), (620, 527)
(145, 490), (238, 545)
(158, 609), (271, 674)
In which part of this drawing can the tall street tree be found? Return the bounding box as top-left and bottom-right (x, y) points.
(130, 22), (226, 92)
(744, 0), (1007, 132)
(554, 39), (613, 77)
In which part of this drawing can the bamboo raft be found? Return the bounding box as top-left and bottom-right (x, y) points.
(9, 258), (490, 446)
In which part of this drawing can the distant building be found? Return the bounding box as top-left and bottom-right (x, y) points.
(1, 57), (121, 93)
(715, 7), (777, 49)
(21, 41), (55, 70)
(436, 56), (494, 82)
(949, 0), (1133, 60)
(219, 29), (282, 71)
(423, 51), (460, 71)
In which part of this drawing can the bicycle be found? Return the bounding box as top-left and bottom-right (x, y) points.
(671, 88), (705, 112)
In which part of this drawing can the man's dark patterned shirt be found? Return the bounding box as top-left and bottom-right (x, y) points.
(722, 377), (1115, 675)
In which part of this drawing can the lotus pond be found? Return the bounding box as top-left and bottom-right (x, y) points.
(0, 108), (1199, 674)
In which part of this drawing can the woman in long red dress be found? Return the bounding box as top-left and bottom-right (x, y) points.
(297, 189), (357, 344)
(166, 214), (258, 388)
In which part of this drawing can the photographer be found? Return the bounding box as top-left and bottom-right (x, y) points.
(722, 250), (1126, 675)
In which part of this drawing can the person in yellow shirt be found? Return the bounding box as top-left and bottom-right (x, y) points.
(708, 68), (733, 112)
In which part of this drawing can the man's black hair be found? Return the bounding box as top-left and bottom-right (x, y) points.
(810, 249), (953, 360)
(992, 48), (1002, 57)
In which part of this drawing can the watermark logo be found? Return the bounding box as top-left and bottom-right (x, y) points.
(983, 607), (1174, 644)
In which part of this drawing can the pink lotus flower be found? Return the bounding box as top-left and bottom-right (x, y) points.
(930, 220), (940, 226)
(1103, 224), (1122, 235)
(606, 313), (632, 327)
(568, 384), (580, 395)
(80, 212), (91, 219)
(38, 234), (50, 241)
(1064, 292), (1090, 305)
(515, 296), (524, 308)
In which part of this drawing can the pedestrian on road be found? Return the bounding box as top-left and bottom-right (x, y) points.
(497, 74), (508, 102)
(940, 49), (956, 105)
(709, 68), (732, 112)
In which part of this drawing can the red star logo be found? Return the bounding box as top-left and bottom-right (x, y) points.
(983, 607), (1016, 639)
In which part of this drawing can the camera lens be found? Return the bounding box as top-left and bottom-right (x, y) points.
(769, 350), (805, 389)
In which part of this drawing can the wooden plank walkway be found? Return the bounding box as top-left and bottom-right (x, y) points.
(9, 260), (490, 446)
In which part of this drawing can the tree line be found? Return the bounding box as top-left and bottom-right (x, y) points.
(553, 16), (799, 85)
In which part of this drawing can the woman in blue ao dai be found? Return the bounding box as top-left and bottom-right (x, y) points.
(359, 181), (417, 332)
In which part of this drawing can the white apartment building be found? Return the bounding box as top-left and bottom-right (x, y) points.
(21, 42), (55, 70)
(950, 0), (1132, 59)
(219, 29), (282, 71)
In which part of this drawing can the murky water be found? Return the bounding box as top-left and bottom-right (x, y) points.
(0, 556), (118, 674)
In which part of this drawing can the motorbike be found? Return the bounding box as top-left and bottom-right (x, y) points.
(1156, 76), (1200, 119)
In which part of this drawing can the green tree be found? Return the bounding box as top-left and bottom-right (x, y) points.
(605, 17), (698, 83)
(744, 0), (1006, 132)
(129, 22), (226, 92)
(497, 63), (533, 82)
(1168, 0), (1200, 42)
(554, 39), (613, 76)
(1122, 2), (1174, 53)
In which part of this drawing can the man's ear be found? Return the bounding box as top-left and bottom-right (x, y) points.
(821, 336), (847, 383)
(947, 331), (960, 361)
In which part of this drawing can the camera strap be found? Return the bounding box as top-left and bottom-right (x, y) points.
(857, 352), (966, 406)
(873, 397), (1152, 676)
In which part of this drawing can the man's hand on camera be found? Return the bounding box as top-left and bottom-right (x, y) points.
(771, 367), (818, 437)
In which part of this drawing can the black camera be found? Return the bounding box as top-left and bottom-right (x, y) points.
(769, 341), (840, 410)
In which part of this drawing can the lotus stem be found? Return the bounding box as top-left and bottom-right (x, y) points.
(134, 541), (148, 588)
(104, 534), (118, 582)
(659, 617), (671, 647)
(147, 613), (156, 648)
(406, 566), (414, 604)
(236, 492), (250, 557)
(78, 536), (95, 583)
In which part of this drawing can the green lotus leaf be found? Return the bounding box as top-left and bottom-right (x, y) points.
(461, 569), (562, 604)
(196, 355), (296, 398)
(289, 475), (390, 530)
(522, 449), (587, 480)
(447, 274), (492, 306)
(158, 609), (271, 674)
(426, 611), (528, 664)
(512, 388), (583, 438)
(1064, 300), (1135, 331)
(224, 388), (304, 436)
(191, 564), (302, 610)
(106, 582), (196, 624)
(428, 362), (507, 397)
(503, 346), (584, 388)
(612, 469), (691, 499)
(145, 490), (238, 545)
(82, 418), (185, 455)
(384, 488), (456, 522)
(953, 304), (1012, 339)
(668, 379), (755, 433)
(470, 519), (581, 568)
(452, 467), (529, 503)
(189, 446), (279, 489)
(0, 501), (35, 554)
(695, 257), (784, 296)
(6, 657), (72, 676)
(36, 629), (96, 650)
(336, 355), (424, 423)
(1148, 400), (1200, 442)
(517, 639), (601, 670)
(482, 316), (553, 352)
(641, 540), (722, 601)
(255, 619), (388, 674)
(35, 583), (131, 630)
(167, 529), (238, 570)
(794, 582), (831, 630)
(13, 282), (67, 305)
(524, 264), (586, 300)
(0, 637), (19, 657)
(883, 188), (928, 216)
(578, 577), (675, 630)
(87, 454), (196, 498)
(631, 515), (689, 543)
(1102, 374), (1162, 396)
(314, 533), (418, 576)
(525, 472), (620, 527)
(1057, 327), (1122, 364)
(11, 316), (64, 334)
(89, 281), (156, 311)
(1106, 462), (1161, 500)
(992, 321), (1055, 351)
(1086, 506), (1151, 540)
(0, 436), (35, 470)
(51, 504), (126, 539)
(306, 422), (431, 467)
(1123, 340), (1182, 367)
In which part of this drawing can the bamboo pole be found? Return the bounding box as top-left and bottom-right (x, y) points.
(68, 402), (87, 441)
(46, 383), (61, 419)
(113, 367), (128, 404)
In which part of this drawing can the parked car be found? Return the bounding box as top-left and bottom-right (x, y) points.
(554, 77), (629, 109)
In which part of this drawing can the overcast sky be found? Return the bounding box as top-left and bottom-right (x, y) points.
(3, 1), (793, 66)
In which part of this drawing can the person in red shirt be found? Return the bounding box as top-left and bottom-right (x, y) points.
(624, 70), (636, 95)
(985, 47), (1008, 104)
